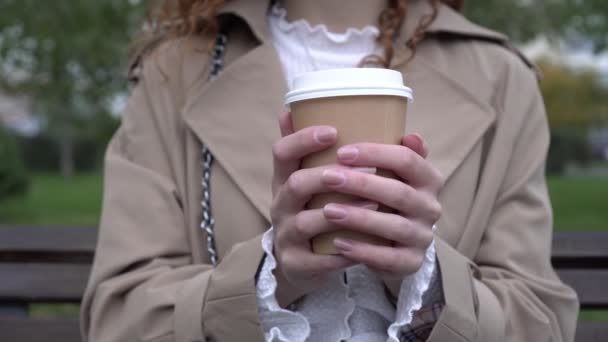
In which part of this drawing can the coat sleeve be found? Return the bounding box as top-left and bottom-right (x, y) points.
(80, 44), (267, 342)
(426, 57), (579, 341)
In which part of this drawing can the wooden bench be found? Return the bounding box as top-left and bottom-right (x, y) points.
(0, 227), (607, 341)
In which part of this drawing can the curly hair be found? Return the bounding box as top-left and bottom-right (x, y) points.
(138, 0), (465, 68)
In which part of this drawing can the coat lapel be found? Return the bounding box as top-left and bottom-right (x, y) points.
(405, 58), (496, 183)
(182, 42), (286, 222)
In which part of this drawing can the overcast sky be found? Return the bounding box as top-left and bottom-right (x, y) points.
(523, 38), (608, 75)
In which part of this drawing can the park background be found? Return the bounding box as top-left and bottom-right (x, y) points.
(0, 0), (607, 323)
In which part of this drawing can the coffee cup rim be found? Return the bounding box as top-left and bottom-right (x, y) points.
(285, 68), (413, 105)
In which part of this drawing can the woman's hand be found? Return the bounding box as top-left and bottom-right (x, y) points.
(321, 133), (444, 297)
(270, 111), (358, 306)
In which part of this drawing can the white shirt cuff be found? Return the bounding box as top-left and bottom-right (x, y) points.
(255, 226), (439, 342)
(387, 236), (438, 341)
(256, 227), (310, 342)
(256, 227), (358, 341)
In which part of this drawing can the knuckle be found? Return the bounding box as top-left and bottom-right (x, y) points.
(396, 218), (414, 242)
(322, 256), (350, 273)
(395, 185), (413, 210)
(272, 141), (289, 162)
(352, 207), (368, 227)
(420, 230), (434, 249)
(379, 253), (400, 273)
(435, 170), (446, 189)
(351, 171), (369, 190)
(411, 252), (425, 271)
(278, 249), (292, 268)
(317, 258), (337, 273)
(285, 172), (303, 197)
(428, 200), (442, 222)
(293, 212), (309, 239)
(398, 148), (414, 169)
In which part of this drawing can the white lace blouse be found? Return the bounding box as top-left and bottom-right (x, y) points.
(255, 6), (439, 342)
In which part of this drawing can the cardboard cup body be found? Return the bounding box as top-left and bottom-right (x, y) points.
(287, 69), (411, 254)
(285, 68), (413, 254)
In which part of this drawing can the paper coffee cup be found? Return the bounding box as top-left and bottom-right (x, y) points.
(285, 68), (413, 254)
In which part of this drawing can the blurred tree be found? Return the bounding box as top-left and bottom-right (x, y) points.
(465, 0), (608, 52)
(0, 0), (143, 178)
(537, 58), (608, 174)
(0, 127), (28, 200)
(538, 58), (608, 128)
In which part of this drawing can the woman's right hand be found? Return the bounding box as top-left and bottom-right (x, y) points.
(270, 111), (356, 306)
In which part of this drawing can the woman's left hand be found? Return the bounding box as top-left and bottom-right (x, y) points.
(321, 133), (444, 297)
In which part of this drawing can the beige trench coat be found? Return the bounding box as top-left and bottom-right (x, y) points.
(81, 0), (579, 341)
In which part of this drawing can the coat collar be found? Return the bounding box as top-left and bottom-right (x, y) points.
(218, 0), (508, 46)
(183, 0), (506, 223)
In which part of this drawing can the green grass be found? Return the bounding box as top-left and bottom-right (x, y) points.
(580, 310), (608, 321)
(1, 173), (606, 230)
(548, 176), (608, 231)
(0, 173), (102, 226)
(30, 303), (80, 319)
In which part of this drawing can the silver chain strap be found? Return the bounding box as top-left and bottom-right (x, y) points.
(200, 33), (227, 267)
(201, 145), (218, 266)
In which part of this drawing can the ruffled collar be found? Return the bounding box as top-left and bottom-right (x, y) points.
(269, 5), (379, 46)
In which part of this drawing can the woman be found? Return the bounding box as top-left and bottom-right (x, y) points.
(81, 0), (579, 341)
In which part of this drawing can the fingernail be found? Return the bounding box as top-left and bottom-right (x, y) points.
(322, 169), (346, 186)
(337, 146), (359, 161)
(350, 167), (376, 174)
(324, 204), (347, 220)
(315, 127), (337, 144)
(334, 238), (353, 252)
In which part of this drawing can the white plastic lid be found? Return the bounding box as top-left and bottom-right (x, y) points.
(285, 68), (413, 104)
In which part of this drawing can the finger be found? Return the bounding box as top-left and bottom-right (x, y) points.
(281, 248), (356, 277)
(321, 169), (442, 220)
(279, 111), (294, 137)
(287, 199), (381, 243)
(273, 125), (337, 186)
(323, 204), (433, 247)
(402, 133), (428, 158)
(277, 166), (377, 214)
(288, 209), (333, 242)
(333, 239), (424, 276)
(336, 143), (443, 191)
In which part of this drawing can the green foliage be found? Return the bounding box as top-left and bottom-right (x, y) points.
(16, 132), (116, 172)
(464, 0), (608, 52)
(547, 130), (593, 175)
(536, 58), (607, 175)
(537, 58), (608, 128)
(0, 0), (143, 175)
(0, 127), (28, 200)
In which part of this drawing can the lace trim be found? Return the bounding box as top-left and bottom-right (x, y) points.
(387, 234), (438, 341)
(258, 229), (310, 342)
(270, 5), (379, 44)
